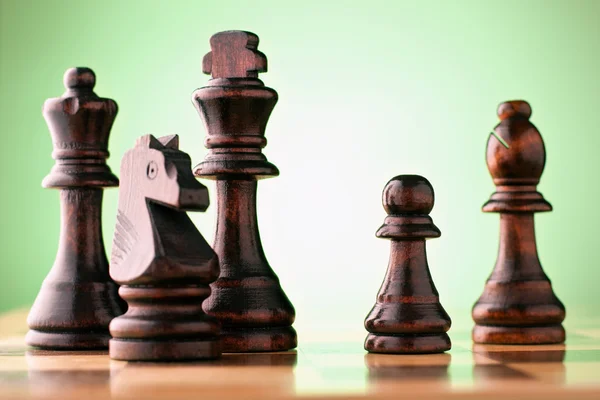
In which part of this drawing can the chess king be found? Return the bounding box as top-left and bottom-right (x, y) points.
(108, 134), (220, 361)
(193, 31), (297, 352)
(472, 100), (565, 344)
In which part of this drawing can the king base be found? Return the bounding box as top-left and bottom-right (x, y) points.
(365, 333), (451, 354)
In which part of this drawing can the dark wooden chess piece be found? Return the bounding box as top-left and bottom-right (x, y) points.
(364, 175), (451, 354)
(472, 100), (565, 345)
(192, 30), (296, 352)
(108, 134), (221, 361)
(27, 67), (124, 349)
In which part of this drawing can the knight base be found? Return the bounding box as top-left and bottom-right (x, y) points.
(109, 284), (220, 361)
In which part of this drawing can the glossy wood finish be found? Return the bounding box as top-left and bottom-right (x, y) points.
(193, 31), (296, 352)
(365, 175), (451, 354)
(26, 68), (124, 350)
(473, 100), (565, 344)
(3, 309), (600, 400)
(108, 134), (220, 361)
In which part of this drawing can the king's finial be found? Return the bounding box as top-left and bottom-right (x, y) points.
(202, 30), (267, 79)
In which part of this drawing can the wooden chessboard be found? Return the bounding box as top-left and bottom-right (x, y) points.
(1, 310), (599, 399)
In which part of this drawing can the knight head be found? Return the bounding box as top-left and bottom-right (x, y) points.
(120, 134), (209, 211)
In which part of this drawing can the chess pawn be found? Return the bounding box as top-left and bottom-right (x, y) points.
(108, 134), (220, 361)
(193, 31), (296, 352)
(27, 67), (124, 349)
(364, 175), (451, 354)
(472, 100), (565, 344)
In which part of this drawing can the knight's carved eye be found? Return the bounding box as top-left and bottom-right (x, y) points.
(146, 161), (158, 179)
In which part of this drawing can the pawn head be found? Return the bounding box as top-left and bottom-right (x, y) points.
(63, 67), (96, 90)
(383, 175), (434, 215)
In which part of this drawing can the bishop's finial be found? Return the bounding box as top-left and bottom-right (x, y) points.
(202, 30), (268, 79)
(497, 100), (532, 120)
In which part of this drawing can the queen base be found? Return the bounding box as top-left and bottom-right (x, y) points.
(26, 330), (110, 350)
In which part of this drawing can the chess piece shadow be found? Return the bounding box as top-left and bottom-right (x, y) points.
(25, 351), (111, 397)
(473, 344), (566, 363)
(214, 351), (297, 366)
(472, 343), (565, 384)
(365, 353), (451, 381)
(108, 353), (297, 397)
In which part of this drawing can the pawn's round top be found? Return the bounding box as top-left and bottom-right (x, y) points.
(383, 175), (434, 215)
(63, 67), (96, 90)
(497, 100), (531, 120)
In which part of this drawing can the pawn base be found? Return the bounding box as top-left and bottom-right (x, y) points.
(473, 324), (565, 345)
(109, 339), (221, 361)
(365, 332), (451, 354)
(25, 329), (110, 350)
(221, 326), (297, 353)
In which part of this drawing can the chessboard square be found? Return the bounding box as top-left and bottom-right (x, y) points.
(447, 363), (533, 389)
(508, 361), (600, 386)
(564, 350), (600, 363)
(368, 364), (451, 381)
(565, 332), (600, 349)
(573, 329), (600, 340)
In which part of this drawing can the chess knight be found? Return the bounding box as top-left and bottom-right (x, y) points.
(108, 134), (221, 361)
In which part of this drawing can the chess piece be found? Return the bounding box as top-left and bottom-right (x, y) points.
(364, 175), (451, 354)
(472, 100), (565, 344)
(192, 30), (296, 352)
(26, 67), (124, 349)
(108, 134), (220, 361)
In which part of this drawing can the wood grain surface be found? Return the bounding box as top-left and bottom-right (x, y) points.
(2, 310), (600, 400)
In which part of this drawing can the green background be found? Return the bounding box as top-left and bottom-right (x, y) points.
(1, 0), (598, 337)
